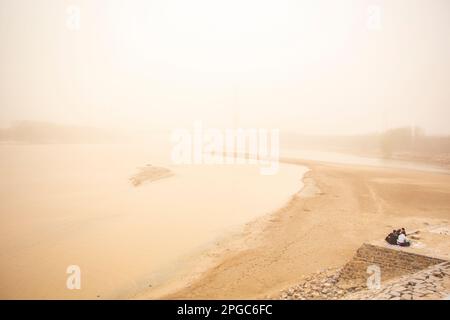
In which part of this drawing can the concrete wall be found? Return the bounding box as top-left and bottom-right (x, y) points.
(338, 243), (446, 286)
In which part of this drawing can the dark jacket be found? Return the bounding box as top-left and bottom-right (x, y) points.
(385, 232), (398, 245)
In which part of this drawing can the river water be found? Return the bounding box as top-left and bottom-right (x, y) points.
(0, 144), (305, 298)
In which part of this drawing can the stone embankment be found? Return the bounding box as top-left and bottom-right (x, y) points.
(338, 244), (446, 286)
(279, 267), (359, 300)
(279, 244), (449, 300)
(345, 261), (450, 300)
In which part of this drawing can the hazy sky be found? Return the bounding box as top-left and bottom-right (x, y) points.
(1, 0), (449, 134)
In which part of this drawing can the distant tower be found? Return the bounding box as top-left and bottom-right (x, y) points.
(232, 84), (240, 129)
(382, 106), (389, 133)
(410, 116), (417, 149)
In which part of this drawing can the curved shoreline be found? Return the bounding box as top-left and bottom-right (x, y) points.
(136, 159), (450, 299)
(132, 165), (311, 299)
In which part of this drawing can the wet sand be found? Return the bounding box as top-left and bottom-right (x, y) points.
(155, 159), (450, 299)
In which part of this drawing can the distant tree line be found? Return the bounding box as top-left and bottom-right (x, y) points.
(380, 127), (450, 158)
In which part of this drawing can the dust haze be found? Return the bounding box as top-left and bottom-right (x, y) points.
(1, 0), (449, 136)
(1, 0), (450, 300)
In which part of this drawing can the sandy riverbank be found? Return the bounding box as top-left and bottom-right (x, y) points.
(143, 159), (450, 299)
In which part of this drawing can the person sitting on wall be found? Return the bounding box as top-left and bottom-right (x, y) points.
(385, 230), (399, 245)
(397, 231), (411, 247)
